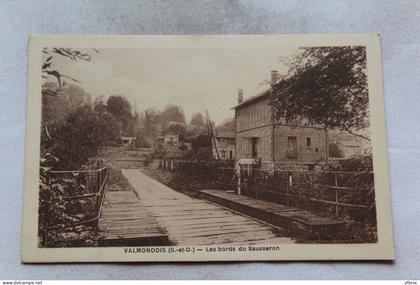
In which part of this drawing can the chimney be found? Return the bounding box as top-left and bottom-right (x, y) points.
(238, 89), (244, 104)
(271, 70), (279, 86)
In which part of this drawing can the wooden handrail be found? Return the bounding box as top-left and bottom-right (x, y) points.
(160, 158), (374, 218)
(163, 160), (373, 174)
(312, 183), (373, 191)
(256, 191), (368, 209)
(46, 168), (108, 230)
(62, 193), (98, 200)
(49, 167), (107, 174)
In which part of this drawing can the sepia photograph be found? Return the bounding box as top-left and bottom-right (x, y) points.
(22, 35), (394, 262)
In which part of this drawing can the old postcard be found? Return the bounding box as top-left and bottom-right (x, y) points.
(22, 34), (394, 262)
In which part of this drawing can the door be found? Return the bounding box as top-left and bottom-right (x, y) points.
(251, 137), (258, 158)
(287, 136), (297, 159)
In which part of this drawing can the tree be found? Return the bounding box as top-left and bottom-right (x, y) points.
(39, 48), (104, 246)
(216, 118), (235, 131)
(42, 83), (92, 125)
(52, 106), (120, 169)
(272, 46), (370, 142)
(135, 132), (151, 148)
(143, 112), (154, 135)
(42, 48), (96, 97)
(96, 112), (121, 146)
(106, 95), (132, 118)
(160, 104), (186, 126)
(191, 134), (211, 150)
(93, 95), (107, 114)
(40, 48), (98, 163)
(106, 95), (135, 136)
(185, 134), (212, 160)
(190, 112), (205, 127)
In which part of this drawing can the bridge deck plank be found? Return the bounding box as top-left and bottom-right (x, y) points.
(98, 190), (169, 246)
(122, 169), (294, 245)
(199, 189), (346, 238)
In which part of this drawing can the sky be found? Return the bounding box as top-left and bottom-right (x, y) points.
(47, 46), (299, 125)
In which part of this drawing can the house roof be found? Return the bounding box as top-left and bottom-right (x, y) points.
(231, 89), (270, 110)
(215, 130), (235, 139)
(165, 133), (179, 137)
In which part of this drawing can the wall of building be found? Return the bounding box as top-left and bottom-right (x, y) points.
(236, 97), (273, 162)
(235, 96), (331, 164)
(212, 137), (236, 160)
(236, 97), (272, 132)
(329, 130), (372, 157)
(273, 125), (327, 163)
(236, 125), (272, 162)
(164, 134), (179, 145)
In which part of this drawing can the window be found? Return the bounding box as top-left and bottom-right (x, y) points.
(306, 137), (311, 147)
(229, 150), (233, 160)
(221, 150), (226, 158)
(220, 139), (227, 148)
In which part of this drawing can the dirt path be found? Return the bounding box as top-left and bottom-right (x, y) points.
(122, 169), (294, 245)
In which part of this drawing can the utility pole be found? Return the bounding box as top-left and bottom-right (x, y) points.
(206, 110), (220, 160)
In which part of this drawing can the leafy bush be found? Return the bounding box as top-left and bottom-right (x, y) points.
(328, 155), (373, 172)
(160, 160), (235, 193)
(135, 133), (151, 148)
(329, 142), (344, 158)
(38, 153), (103, 247)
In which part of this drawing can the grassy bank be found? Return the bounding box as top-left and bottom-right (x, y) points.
(107, 167), (135, 192)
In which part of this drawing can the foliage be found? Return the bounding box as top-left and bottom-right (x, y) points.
(216, 118), (235, 131)
(106, 95), (135, 136)
(42, 83), (92, 125)
(190, 134), (211, 150)
(137, 105), (200, 148)
(107, 168), (133, 192)
(183, 147), (212, 161)
(38, 153), (101, 247)
(97, 112), (122, 146)
(150, 145), (167, 159)
(150, 160), (235, 197)
(183, 134), (212, 160)
(143, 108), (159, 137)
(272, 46), (370, 141)
(135, 132), (151, 148)
(160, 104), (186, 126)
(165, 123), (186, 134)
(93, 95), (108, 114)
(51, 105), (120, 169)
(238, 164), (376, 242)
(190, 112), (205, 127)
(39, 48), (105, 247)
(164, 123), (187, 141)
(179, 142), (189, 151)
(40, 48), (100, 167)
(42, 48), (96, 97)
(329, 142), (345, 158)
(328, 155), (373, 172)
(40, 48), (104, 166)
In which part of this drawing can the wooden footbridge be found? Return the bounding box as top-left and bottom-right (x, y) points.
(106, 169), (293, 245)
(46, 164), (346, 247)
